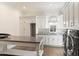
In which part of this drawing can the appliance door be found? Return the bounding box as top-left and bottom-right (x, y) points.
(65, 35), (74, 56)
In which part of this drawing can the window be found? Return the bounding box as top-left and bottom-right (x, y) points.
(49, 25), (56, 32)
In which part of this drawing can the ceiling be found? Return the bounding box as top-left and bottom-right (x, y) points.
(3, 2), (66, 16)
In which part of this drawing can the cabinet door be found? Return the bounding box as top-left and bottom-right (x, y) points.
(48, 35), (55, 45)
(63, 8), (66, 27)
(36, 16), (46, 29)
(65, 6), (69, 27)
(74, 2), (79, 26)
(48, 35), (63, 46)
(0, 42), (3, 53)
(69, 3), (74, 27)
(44, 35), (49, 45)
(0, 42), (8, 54)
(19, 19), (25, 36)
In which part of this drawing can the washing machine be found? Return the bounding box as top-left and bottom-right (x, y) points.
(63, 29), (79, 56)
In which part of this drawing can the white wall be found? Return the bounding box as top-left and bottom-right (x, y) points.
(0, 4), (21, 36)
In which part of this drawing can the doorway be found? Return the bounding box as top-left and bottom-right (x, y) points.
(30, 23), (36, 37)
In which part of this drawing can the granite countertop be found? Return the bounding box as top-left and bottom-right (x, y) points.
(0, 36), (43, 54)
(0, 36), (43, 43)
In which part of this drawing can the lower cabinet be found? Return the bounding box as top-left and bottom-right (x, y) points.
(0, 41), (44, 56)
(0, 42), (4, 53)
(47, 35), (63, 46)
(37, 34), (63, 46)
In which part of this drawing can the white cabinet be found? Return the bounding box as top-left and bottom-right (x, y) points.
(0, 42), (4, 53)
(20, 16), (36, 36)
(0, 42), (8, 54)
(69, 3), (74, 27)
(36, 35), (48, 45)
(36, 16), (46, 34)
(69, 2), (79, 26)
(62, 6), (69, 27)
(65, 6), (69, 27)
(48, 35), (63, 46)
(48, 35), (55, 45)
(36, 16), (46, 29)
(63, 9), (66, 27)
(62, 2), (79, 27)
(39, 34), (63, 46)
(74, 2), (79, 26)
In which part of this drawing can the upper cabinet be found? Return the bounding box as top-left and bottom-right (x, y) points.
(65, 5), (69, 27)
(19, 16), (36, 36)
(20, 16), (36, 23)
(62, 3), (70, 27)
(63, 7), (66, 27)
(69, 3), (74, 27)
(62, 2), (79, 27)
(36, 16), (46, 29)
(74, 2), (79, 26)
(48, 16), (57, 32)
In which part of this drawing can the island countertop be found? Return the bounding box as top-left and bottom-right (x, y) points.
(0, 36), (44, 56)
(0, 36), (43, 43)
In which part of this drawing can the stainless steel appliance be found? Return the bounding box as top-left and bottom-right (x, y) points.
(63, 29), (79, 56)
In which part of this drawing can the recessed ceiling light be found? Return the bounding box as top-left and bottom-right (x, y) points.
(49, 4), (53, 6)
(23, 6), (26, 9)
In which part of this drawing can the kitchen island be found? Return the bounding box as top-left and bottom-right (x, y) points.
(0, 36), (44, 56)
